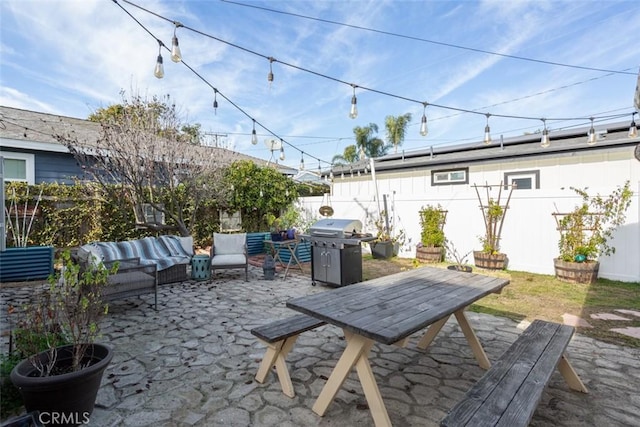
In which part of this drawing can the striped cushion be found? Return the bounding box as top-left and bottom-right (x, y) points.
(95, 237), (190, 272)
(158, 235), (192, 257)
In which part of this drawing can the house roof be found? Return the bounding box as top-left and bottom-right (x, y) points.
(0, 105), (289, 172)
(330, 121), (639, 174)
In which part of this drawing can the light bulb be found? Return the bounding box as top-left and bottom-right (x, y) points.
(299, 156), (304, 171)
(628, 114), (638, 138)
(483, 124), (491, 145)
(587, 119), (596, 145)
(171, 36), (182, 62)
(540, 129), (550, 148)
(349, 95), (358, 119)
(154, 54), (164, 79)
(279, 147), (285, 161)
(420, 114), (428, 136)
(251, 129), (258, 145)
(212, 91), (218, 115)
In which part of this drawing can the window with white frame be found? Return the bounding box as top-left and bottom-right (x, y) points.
(1, 152), (35, 184)
(431, 168), (468, 186)
(504, 170), (540, 190)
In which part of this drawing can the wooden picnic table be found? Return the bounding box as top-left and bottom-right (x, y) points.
(286, 266), (510, 427)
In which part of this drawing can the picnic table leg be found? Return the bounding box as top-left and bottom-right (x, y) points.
(454, 310), (491, 369)
(255, 336), (299, 398)
(558, 354), (589, 393)
(416, 315), (450, 349)
(312, 331), (376, 417)
(355, 345), (393, 427)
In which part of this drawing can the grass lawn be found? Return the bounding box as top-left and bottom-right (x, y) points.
(361, 256), (640, 348)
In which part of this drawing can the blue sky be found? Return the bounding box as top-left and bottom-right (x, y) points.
(1, 0), (639, 170)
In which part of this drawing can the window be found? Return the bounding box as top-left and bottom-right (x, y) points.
(504, 170), (540, 190)
(431, 168), (468, 186)
(1, 152), (35, 184)
(142, 204), (165, 225)
(219, 210), (242, 232)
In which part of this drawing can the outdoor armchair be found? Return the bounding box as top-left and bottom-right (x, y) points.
(210, 232), (248, 281)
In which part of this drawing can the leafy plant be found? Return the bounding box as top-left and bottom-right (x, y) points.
(554, 181), (633, 262)
(372, 211), (406, 246)
(418, 204), (447, 247)
(474, 183), (514, 254)
(10, 251), (115, 376)
(444, 240), (472, 269)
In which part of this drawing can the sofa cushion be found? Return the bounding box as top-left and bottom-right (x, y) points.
(158, 235), (193, 257)
(211, 254), (246, 267)
(213, 233), (246, 255)
(79, 243), (104, 267)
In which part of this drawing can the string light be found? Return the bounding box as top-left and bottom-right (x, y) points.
(483, 114), (491, 145)
(268, 57), (275, 87)
(212, 89), (218, 115)
(540, 119), (550, 148)
(279, 144), (285, 161)
(153, 40), (164, 78)
(587, 117), (597, 145)
(299, 153), (304, 170)
(251, 119), (258, 145)
(628, 112), (638, 138)
(171, 23), (182, 62)
(349, 84), (358, 119)
(420, 102), (428, 137)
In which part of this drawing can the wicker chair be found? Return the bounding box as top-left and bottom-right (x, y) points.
(210, 232), (248, 281)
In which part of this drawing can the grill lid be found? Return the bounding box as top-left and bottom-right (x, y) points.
(309, 218), (362, 238)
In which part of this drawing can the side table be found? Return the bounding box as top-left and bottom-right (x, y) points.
(191, 254), (211, 281)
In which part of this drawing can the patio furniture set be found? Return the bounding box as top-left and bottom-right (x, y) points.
(75, 233), (251, 310)
(251, 266), (589, 427)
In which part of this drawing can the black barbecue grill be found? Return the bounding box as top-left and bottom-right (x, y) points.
(301, 219), (374, 287)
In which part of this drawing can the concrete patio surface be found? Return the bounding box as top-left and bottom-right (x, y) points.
(2, 265), (639, 427)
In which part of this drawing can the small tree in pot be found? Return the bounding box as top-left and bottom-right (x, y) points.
(10, 251), (116, 425)
(416, 204), (447, 263)
(473, 182), (515, 270)
(552, 181), (632, 284)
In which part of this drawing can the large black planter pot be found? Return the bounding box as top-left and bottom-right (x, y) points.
(10, 344), (113, 427)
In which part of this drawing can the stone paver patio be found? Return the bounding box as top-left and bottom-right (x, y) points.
(2, 265), (640, 426)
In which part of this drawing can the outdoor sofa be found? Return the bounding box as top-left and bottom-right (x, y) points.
(77, 235), (194, 285)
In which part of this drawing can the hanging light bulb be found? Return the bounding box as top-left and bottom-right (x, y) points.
(349, 84), (358, 119)
(259, 189), (263, 197)
(251, 120), (258, 145)
(628, 112), (638, 138)
(171, 23), (183, 62)
(299, 153), (305, 171)
(358, 145), (366, 160)
(329, 170), (334, 181)
(267, 57), (275, 87)
(540, 119), (550, 148)
(153, 40), (164, 79)
(420, 102), (428, 137)
(317, 164), (321, 176)
(212, 90), (218, 115)
(279, 145), (285, 161)
(483, 114), (492, 145)
(587, 118), (597, 145)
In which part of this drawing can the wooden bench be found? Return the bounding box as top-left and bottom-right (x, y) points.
(251, 314), (326, 397)
(441, 319), (588, 427)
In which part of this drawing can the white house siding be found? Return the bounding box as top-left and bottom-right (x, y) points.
(301, 147), (640, 282)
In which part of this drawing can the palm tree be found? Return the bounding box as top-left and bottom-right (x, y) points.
(385, 113), (412, 154)
(354, 123), (388, 159)
(332, 145), (358, 165)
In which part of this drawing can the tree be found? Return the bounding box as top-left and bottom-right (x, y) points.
(385, 113), (412, 154)
(61, 93), (238, 236)
(331, 145), (358, 165)
(354, 123), (388, 159)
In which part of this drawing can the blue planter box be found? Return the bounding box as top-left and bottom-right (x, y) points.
(247, 232), (270, 255)
(0, 246), (54, 282)
(277, 241), (311, 263)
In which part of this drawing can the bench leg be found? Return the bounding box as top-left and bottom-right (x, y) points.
(558, 354), (589, 393)
(255, 336), (299, 398)
(454, 310), (491, 369)
(313, 331), (391, 427)
(417, 315), (450, 349)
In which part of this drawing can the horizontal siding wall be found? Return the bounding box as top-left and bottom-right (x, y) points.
(302, 154), (640, 282)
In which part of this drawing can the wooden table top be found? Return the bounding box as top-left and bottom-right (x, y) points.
(287, 267), (509, 345)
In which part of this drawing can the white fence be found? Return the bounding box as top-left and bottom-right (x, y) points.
(300, 181), (640, 283)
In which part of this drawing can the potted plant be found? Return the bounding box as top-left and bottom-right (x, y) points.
(472, 183), (515, 270)
(552, 181), (632, 284)
(369, 210), (404, 259)
(1, 184), (54, 282)
(416, 204), (447, 263)
(444, 240), (473, 273)
(10, 251), (115, 425)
